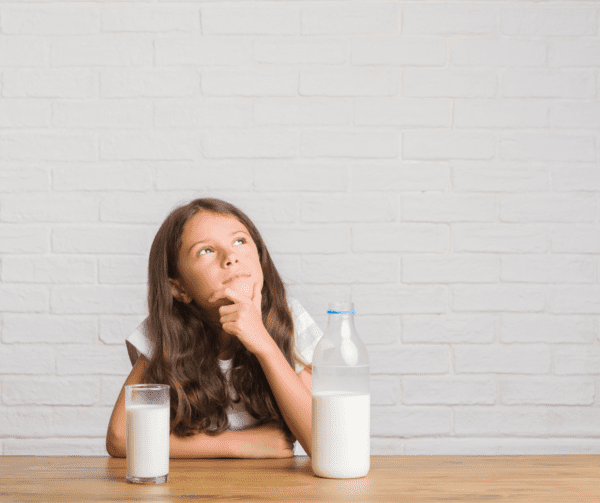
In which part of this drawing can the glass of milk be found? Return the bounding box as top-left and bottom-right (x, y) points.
(125, 384), (170, 484)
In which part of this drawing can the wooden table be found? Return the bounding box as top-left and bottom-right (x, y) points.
(0, 455), (599, 502)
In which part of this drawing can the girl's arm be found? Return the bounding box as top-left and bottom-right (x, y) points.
(106, 355), (293, 458)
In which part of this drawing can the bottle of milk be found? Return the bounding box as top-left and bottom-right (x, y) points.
(311, 302), (370, 479)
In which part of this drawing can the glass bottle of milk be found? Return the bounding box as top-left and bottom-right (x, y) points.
(311, 302), (370, 479)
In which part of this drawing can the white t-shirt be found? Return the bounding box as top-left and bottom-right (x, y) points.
(125, 297), (323, 456)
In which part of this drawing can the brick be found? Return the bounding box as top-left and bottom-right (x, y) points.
(100, 376), (126, 406)
(51, 285), (146, 315)
(554, 346), (600, 375)
(254, 98), (351, 126)
(99, 257), (146, 284)
(403, 131), (495, 160)
(550, 225), (600, 253)
(155, 162), (253, 191)
(1, 6), (98, 35)
(2, 256), (96, 283)
(351, 37), (445, 66)
(354, 316), (399, 345)
(202, 69), (297, 97)
(0, 99), (49, 128)
(353, 285), (448, 315)
(500, 133), (595, 162)
(550, 102), (600, 129)
(1, 194), (98, 222)
(402, 194), (496, 222)
(503, 70), (596, 99)
(371, 376), (400, 406)
(0, 133), (97, 162)
(403, 377), (496, 405)
(4, 438), (106, 456)
(455, 344), (551, 374)
(0, 286), (48, 313)
(501, 314), (595, 344)
(351, 163), (449, 192)
(501, 256), (594, 283)
(455, 406), (600, 436)
(372, 406), (451, 437)
(2, 314), (97, 344)
(56, 345), (131, 375)
(500, 195), (596, 223)
(402, 255), (498, 284)
(501, 6), (597, 36)
(552, 166), (600, 192)
(301, 194), (395, 222)
(99, 315), (147, 345)
(100, 193), (182, 223)
(53, 164), (153, 191)
(202, 4), (298, 35)
(353, 223), (449, 253)
(101, 69), (198, 98)
(301, 131), (398, 158)
(0, 167), (49, 192)
(254, 163), (348, 192)
(355, 98), (450, 127)
(101, 5), (198, 32)
(300, 254), (398, 284)
(550, 39), (600, 67)
(403, 5), (497, 35)
(0, 37), (46, 67)
(452, 162), (549, 192)
(454, 224), (547, 253)
(452, 39), (546, 67)
(53, 407), (113, 437)
(217, 194), (300, 224)
(204, 130), (297, 159)
(402, 315), (495, 344)
(155, 99), (249, 128)
(300, 68), (397, 97)
(259, 226), (349, 254)
(500, 377), (594, 405)
(371, 438), (403, 455)
(301, 3), (399, 35)
(100, 132), (202, 161)
(548, 286), (600, 314)
(53, 99), (152, 129)
(253, 39), (347, 65)
(403, 69), (497, 98)
(405, 438), (600, 456)
(2, 69), (97, 98)
(3, 377), (99, 405)
(0, 407), (52, 437)
(51, 36), (153, 67)
(0, 225), (48, 253)
(52, 225), (154, 254)
(452, 285), (545, 313)
(454, 100), (548, 128)
(155, 37), (250, 66)
(0, 346), (54, 374)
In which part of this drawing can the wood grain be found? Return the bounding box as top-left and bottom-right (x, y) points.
(1, 455), (599, 502)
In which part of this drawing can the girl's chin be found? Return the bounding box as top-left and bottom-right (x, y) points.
(228, 278), (254, 298)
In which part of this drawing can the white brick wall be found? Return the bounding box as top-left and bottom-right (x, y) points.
(0, 0), (599, 457)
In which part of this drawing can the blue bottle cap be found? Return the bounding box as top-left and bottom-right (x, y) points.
(327, 310), (356, 314)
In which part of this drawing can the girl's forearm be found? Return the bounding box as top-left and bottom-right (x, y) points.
(255, 340), (313, 457)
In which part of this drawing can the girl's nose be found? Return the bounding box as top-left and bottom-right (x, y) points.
(224, 253), (239, 267)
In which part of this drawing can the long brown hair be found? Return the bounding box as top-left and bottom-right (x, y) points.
(142, 198), (302, 439)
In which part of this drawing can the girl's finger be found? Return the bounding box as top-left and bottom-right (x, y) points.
(252, 281), (262, 311)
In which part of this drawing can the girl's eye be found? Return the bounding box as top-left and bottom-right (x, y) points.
(198, 247), (213, 256)
(198, 238), (246, 256)
(234, 238), (246, 246)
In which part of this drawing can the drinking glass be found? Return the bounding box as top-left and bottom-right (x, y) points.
(125, 384), (170, 484)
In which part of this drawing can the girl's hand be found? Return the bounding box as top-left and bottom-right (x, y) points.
(216, 282), (275, 356)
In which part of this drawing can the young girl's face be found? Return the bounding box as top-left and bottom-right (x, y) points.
(172, 210), (264, 318)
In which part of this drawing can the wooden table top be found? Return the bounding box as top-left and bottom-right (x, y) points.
(0, 455), (599, 502)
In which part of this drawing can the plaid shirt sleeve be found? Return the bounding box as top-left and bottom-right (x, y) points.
(287, 297), (324, 373)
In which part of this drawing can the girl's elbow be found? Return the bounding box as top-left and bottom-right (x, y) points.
(106, 431), (126, 458)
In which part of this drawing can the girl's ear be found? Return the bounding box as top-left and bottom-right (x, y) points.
(169, 278), (192, 304)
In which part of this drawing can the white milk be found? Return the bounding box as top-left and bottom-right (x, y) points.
(126, 404), (170, 479)
(312, 392), (370, 479)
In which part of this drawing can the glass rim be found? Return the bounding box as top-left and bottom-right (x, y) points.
(125, 384), (169, 391)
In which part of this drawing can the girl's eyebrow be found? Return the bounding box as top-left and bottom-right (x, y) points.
(188, 230), (248, 255)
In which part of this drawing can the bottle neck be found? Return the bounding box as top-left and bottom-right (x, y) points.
(327, 313), (355, 338)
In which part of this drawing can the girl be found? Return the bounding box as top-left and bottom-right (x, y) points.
(106, 198), (323, 458)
